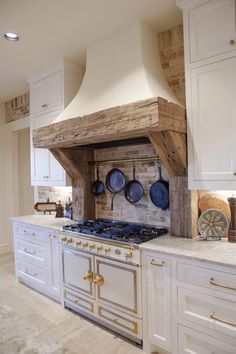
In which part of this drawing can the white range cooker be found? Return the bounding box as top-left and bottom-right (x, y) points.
(59, 219), (167, 344)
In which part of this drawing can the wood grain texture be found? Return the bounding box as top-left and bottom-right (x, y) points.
(169, 176), (199, 238)
(50, 148), (95, 221)
(149, 131), (187, 176)
(33, 97), (186, 149)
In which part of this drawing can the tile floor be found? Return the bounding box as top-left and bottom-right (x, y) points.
(0, 253), (145, 354)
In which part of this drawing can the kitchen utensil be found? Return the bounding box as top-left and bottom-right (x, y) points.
(92, 167), (105, 196)
(198, 208), (228, 240)
(106, 168), (126, 210)
(198, 195), (231, 223)
(124, 164), (144, 204)
(149, 164), (169, 210)
(55, 201), (64, 218)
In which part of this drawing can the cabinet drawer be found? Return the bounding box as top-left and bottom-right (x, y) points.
(15, 238), (46, 267)
(178, 324), (236, 354)
(14, 223), (46, 244)
(16, 258), (47, 289)
(64, 287), (95, 315)
(177, 262), (236, 296)
(178, 286), (236, 344)
(97, 304), (142, 339)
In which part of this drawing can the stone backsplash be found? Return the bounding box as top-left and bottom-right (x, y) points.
(35, 186), (72, 208)
(94, 144), (170, 227)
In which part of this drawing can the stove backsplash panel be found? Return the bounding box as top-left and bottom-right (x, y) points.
(94, 144), (170, 227)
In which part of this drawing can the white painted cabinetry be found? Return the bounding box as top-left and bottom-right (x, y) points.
(142, 250), (236, 354)
(28, 59), (83, 186)
(177, 0), (236, 189)
(144, 255), (172, 351)
(13, 221), (61, 302)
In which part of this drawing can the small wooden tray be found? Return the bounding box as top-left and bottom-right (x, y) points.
(34, 202), (57, 214)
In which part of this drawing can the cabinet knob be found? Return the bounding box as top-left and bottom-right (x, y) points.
(229, 39), (235, 45)
(42, 103), (48, 108)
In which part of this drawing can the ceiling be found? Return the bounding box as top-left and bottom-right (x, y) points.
(0, 0), (182, 102)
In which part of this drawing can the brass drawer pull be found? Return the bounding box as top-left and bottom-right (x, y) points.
(150, 259), (164, 267)
(25, 269), (37, 277)
(24, 248), (36, 255)
(229, 39), (235, 45)
(210, 277), (236, 291)
(210, 312), (236, 327)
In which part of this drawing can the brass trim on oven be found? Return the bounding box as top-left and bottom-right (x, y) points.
(98, 306), (138, 334)
(62, 249), (94, 297)
(60, 232), (138, 250)
(65, 290), (94, 313)
(96, 259), (138, 314)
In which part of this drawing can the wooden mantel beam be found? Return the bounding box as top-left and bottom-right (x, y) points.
(33, 97), (186, 149)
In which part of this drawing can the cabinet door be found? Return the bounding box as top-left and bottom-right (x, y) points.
(47, 151), (65, 184)
(146, 255), (171, 350)
(62, 248), (95, 298)
(189, 57), (236, 189)
(30, 71), (63, 116)
(189, 0), (236, 63)
(178, 325), (236, 354)
(95, 257), (141, 317)
(47, 232), (61, 301)
(31, 146), (48, 184)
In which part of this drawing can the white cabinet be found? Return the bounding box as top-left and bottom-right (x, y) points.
(13, 221), (61, 302)
(178, 325), (236, 354)
(177, 0), (236, 189)
(142, 253), (172, 352)
(188, 0), (236, 63)
(28, 59), (84, 186)
(30, 71), (62, 116)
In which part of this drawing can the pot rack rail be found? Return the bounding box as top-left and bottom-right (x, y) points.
(89, 156), (160, 165)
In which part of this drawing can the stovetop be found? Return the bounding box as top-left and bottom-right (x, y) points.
(62, 219), (168, 244)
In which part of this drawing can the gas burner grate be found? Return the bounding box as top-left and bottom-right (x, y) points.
(63, 219), (168, 244)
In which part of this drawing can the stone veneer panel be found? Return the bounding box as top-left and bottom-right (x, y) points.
(5, 92), (30, 122)
(94, 144), (170, 227)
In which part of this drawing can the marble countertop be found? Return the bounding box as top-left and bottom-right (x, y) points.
(140, 234), (236, 268)
(11, 214), (74, 230)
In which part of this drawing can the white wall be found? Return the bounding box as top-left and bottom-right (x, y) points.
(0, 102), (31, 253)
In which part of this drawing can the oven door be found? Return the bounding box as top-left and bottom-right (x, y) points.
(62, 248), (95, 298)
(95, 256), (141, 317)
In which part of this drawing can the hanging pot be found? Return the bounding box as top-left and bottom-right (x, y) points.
(149, 164), (169, 210)
(91, 167), (105, 196)
(124, 164), (144, 204)
(106, 168), (126, 210)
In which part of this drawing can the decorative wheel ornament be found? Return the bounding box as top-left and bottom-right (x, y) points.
(198, 208), (228, 240)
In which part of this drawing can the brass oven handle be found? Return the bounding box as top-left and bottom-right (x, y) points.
(83, 271), (93, 282)
(210, 312), (236, 327)
(93, 274), (104, 286)
(24, 248), (36, 255)
(150, 259), (164, 267)
(210, 277), (236, 291)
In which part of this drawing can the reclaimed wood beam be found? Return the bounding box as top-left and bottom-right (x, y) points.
(33, 97), (186, 149)
(149, 131), (187, 176)
(50, 148), (95, 221)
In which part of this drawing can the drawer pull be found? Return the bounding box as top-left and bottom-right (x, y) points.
(24, 248), (36, 255)
(49, 234), (57, 240)
(150, 259), (164, 267)
(210, 277), (236, 291)
(210, 312), (236, 327)
(25, 269), (37, 277)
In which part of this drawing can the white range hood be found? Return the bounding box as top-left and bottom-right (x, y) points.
(54, 21), (178, 122)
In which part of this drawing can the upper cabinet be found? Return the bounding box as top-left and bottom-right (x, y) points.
(28, 59), (84, 186)
(177, 0), (236, 189)
(30, 71), (62, 116)
(189, 0), (236, 63)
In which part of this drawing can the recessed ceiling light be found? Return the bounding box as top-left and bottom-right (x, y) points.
(4, 32), (19, 41)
